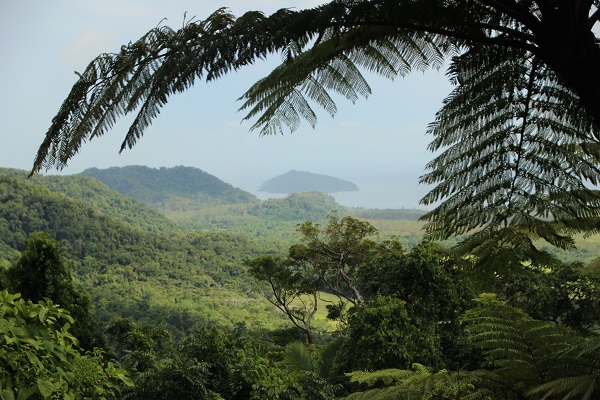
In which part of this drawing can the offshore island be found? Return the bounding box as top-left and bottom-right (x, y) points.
(259, 170), (359, 194)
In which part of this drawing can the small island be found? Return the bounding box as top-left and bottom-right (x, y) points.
(259, 170), (359, 194)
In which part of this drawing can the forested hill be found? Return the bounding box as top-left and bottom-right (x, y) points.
(0, 171), (285, 332)
(0, 168), (179, 234)
(0, 172), (169, 258)
(80, 165), (259, 207)
(248, 191), (345, 221)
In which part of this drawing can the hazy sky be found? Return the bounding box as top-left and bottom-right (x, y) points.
(0, 1), (454, 208)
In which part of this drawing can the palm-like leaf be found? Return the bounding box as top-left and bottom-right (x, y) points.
(527, 335), (600, 400)
(239, 27), (452, 135)
(421, 43), (600, 261)
(464, 294), (600, 398)
(343, 365), (493, 400)
(32, 7), (319, 173)
(284, 341), (318, 374)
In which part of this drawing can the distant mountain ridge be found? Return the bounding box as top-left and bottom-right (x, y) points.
(260, 170), (359, 194)
(80, 165), (259, 206)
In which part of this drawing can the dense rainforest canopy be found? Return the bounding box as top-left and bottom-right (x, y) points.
(1, 168), (600, 398)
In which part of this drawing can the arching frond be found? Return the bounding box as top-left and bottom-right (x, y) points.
(30, 0), (600, 259)
(343, 365), (493, 400)
(32, 6), (327, 174)
(283, 341), (317, 374)
(526, 334), (600, 399)
(464, 294), (600, 398)
(529, 375), (599, 400)
(32, 1), (465, 174)
(239, 26), (454, 136)
(421, 43), (600, 262)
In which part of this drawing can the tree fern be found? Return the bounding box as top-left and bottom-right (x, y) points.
(421, 43), (600, 263)
(343, 365), (493, 400)
(124, 354), (219, 399)
(32, 7), (320, 173)
(284, 341), (319, 374)
(238, 27), (452, 136)
(464, 294), (600, 399)
(526, 335), (600, 400)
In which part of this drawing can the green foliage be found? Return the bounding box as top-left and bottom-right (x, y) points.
(292, 213), (379, 307)
(359, 241), (472, 322)
(106, 318), (172, 373)
(248, 214), (382, 341)
(344, 364), (491, 400)
(7, 232), (72, 302)
(464, 293), (600, 399)
(122, 326), (302, 400)
(357, 241), (478, 369)
(0, 168), (180, 235)
(0, 290), (132, 399)
(335, 296), (437, 372)
(281, 341), (341, 400)
(0, 172), (291, 334)
(341, 293), (600, 399)
(249, 192), (345, 222)
(421, 44), (600, 263)
(346, 367), (418, 388)
(488, 260), (600, 332)
(247, 255), (321, 344)
(80, 166), (258, 206)
(7, 232), (99, 350)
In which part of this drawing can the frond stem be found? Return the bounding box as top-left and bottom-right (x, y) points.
(590, 8), (600, 27)
(359, 20), (538, 54)
(476, 0), (543, 32)
(504, 58), (540, 225)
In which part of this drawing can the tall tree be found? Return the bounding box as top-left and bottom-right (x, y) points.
(247, 255), (322, 344)
(248, 214), (380, 342)
(31, 1), (600, 257)
(7, 231), (99, 349)
(291, 214), (379, 308)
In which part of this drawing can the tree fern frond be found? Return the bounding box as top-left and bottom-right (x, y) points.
(463, 294), (596, 395)
(528, 375), (599, 400)
(283, 341), (317, 374)
(31, 6), (330, 174)
(344, 367), (493, 400)
(346, 368), (418, 387)
(238, 24), (454, 136)
(421, 42), (600, 262)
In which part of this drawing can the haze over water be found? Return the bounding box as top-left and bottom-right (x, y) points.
(241, 171), (431, 210)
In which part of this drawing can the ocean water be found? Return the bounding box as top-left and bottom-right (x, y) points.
(243, 173), (433, 210)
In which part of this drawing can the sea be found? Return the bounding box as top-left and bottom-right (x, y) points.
(241, 172), (433, 210)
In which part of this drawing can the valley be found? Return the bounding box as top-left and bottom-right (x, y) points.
(2, 165), (599, 399)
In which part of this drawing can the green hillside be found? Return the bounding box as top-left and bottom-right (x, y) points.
(1, 168), (180, 234)
(3, 167), (600, 399)
(80, 165), (259, 207)
(3, 166), (597, 342)
(0, 172), (289, 334)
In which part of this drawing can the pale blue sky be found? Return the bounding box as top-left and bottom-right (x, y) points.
(0, 1), (453, 208)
